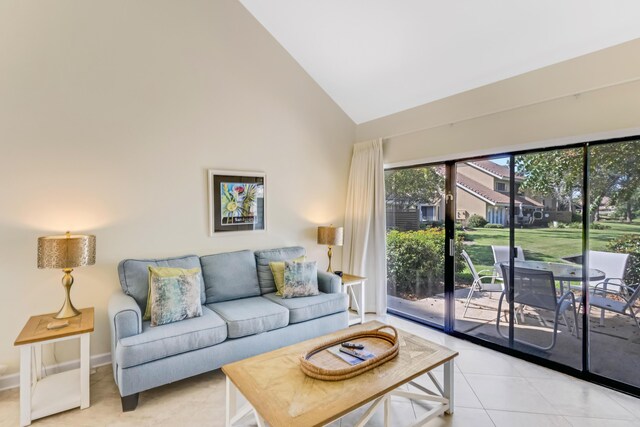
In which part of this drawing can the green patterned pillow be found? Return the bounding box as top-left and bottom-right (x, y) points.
(143, 266), (202, 320)
(148, 266), (202, 327)
(282, 261), (319, 298)
(269, 255), (306, 296)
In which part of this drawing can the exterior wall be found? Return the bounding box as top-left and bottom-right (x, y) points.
(455, 187), (489, 221)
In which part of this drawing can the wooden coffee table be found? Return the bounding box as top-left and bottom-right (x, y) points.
(222, 321), (458, 427)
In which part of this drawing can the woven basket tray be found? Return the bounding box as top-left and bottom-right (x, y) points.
(299, 325), (399, 381)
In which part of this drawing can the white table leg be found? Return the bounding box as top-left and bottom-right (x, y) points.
(383, 394), (391, 426)
(34, 344), (42, 381)
(360, 281), (366, 324)
(20, 345), (32, 427)
(80, 333), (90, 409)
(226, 376), (236, 427)
(444, 360), (454, 415)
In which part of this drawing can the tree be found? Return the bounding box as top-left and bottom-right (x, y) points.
(515, 149), (582, 213)
(515, 140), (640, 222)
(385, 167), (444, 210)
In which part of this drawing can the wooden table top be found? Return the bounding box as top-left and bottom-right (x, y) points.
(222, 321), (458, 427)
(14, 307), (94, 346)
(341, 273), (366, 284)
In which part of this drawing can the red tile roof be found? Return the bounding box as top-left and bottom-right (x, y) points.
(468, 160), (524, 180)
(457, 172), (542, 207)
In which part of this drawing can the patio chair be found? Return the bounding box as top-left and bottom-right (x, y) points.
(492, 245), (525, 266)
(588, 282), (640, 329)
(461, 250), (503, 317)
(586, 251), (630, 295)
(496, 264), (579, 351)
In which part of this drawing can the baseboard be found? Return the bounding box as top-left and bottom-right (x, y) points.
(0, 352), (111, 392)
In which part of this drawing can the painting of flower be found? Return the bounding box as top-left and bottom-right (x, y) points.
(208, 170), (266, 235)
(220, 182), (261, 225)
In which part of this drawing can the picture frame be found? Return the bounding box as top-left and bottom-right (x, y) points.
(207, 169), (266, 236)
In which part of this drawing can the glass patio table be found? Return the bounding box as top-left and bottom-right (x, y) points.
(494, 260), (606, 294)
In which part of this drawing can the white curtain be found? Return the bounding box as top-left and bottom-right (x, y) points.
(342, 138), (387, 315)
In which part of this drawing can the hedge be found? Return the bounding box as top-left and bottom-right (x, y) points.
(386, 228), (464, 297)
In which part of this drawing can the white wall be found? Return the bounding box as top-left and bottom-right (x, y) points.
(356, 38), (640, 165)
(0, 0), (355, 375)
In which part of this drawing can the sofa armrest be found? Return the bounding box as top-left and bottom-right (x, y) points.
(108, 291), (142, 388)
(109, 291), (142, 342)
(318, 271), (342, 294)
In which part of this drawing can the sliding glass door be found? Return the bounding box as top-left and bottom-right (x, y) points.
(453, 157), (512, 345)
(588, 139), (640, 389)
(385, 164), (447, 326)
(385, 137), (640, 396)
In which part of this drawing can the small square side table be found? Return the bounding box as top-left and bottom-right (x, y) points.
(340, 274), (366, 325)
(14, 307), (94, 426)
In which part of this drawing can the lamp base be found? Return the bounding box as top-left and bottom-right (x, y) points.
(54, 268), (81, 319)
(54, 300), (81, 319)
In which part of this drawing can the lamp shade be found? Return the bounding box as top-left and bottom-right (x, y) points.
(317, 226), (344, 246)
(37, 232), (96, 269)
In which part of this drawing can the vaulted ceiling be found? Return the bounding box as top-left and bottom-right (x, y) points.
(241, 0), (640, 124)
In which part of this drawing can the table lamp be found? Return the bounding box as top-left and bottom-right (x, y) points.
(38, 231), (96, 319)
(317, 225), (343, 273)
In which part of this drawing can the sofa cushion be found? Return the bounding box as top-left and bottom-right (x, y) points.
(207, 297), (289, 338)
(254, 247), (306, 294)
(201, 250), (260, 303)
(116, 306), (226, 369)
(262, 292), (348, 324)
(118, 255), (205, 312)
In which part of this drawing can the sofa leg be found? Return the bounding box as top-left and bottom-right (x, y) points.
(121, 393), (139, 412)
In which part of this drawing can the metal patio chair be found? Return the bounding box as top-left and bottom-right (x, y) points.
(589, 282), (640, 329)
(461, 250), (503, 317)
(496, 264), (579, 351)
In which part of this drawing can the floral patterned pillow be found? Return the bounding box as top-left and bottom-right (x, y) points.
(148, 266), (202, 326)
(282, 261), (319, 298)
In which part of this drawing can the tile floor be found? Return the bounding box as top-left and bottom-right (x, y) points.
(1, 314), (638, 426)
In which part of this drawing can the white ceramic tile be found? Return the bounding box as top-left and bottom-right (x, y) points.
(337, 400), (415, 427)
(410, 373), (483, 409)
(563, 416), (640, 427)
(464, 374), (557, 414)
(412, 406), (495, 427)
(454, 349), (523, 377)
(608, 390), (640, 420)
(526, 377), (636, 419)
(487, 410), (570, 427)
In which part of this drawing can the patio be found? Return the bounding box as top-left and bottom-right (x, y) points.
(388, 290), (640, 386)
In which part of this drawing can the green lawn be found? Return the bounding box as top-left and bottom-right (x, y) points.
(459, 221), (640, 281)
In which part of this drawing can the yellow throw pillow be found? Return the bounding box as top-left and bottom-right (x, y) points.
(143, 266), (201, 321)
(269, 256), (306, 296)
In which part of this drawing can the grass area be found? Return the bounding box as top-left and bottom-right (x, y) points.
(459, 221), (640, 282)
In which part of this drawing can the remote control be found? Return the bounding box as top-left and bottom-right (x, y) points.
(341, 342), (364, 350)
(339, 347), (370, 361)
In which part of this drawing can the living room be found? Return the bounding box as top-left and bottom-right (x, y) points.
(2, 1), (640, 426)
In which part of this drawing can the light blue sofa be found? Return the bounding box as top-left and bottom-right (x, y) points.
(108, 246), (349, 411)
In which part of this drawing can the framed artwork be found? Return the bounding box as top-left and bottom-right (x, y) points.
(208, 169), (266, 236)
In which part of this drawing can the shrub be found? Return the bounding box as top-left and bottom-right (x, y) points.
(420, 220), (444, 229)
(467, 214), (488, 228)
(606, 234), (640, 286)
(484, 223), (504, 229)
(386, 228), (464, 297)
(567, 221), (610, 230)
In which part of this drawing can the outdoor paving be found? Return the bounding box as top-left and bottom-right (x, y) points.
(388, 291), (640, 387)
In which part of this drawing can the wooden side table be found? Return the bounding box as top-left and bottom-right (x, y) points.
(341, 274), (366, 325)
(14, 307), (94, 426)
